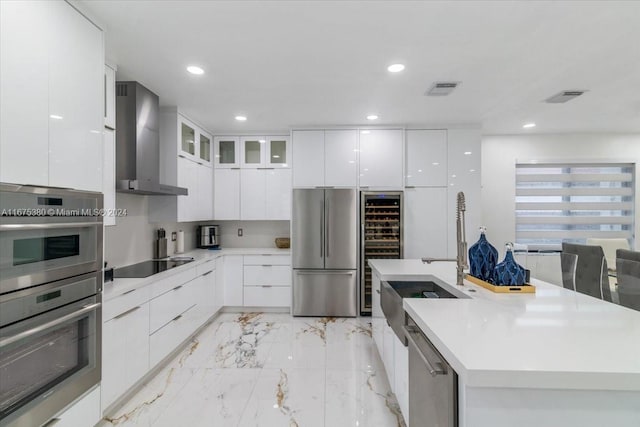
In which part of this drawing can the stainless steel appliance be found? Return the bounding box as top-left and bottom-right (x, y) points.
(115, 81), (187, 196)
(114, 258), (194, 279)
(197, 225), (219, 249)
(292, 188), (357, 317)
(361, 191), (403, 314)
(154, 228), (168, 259)
(0, 184), (103, 427)
(404, 315), (458, 427)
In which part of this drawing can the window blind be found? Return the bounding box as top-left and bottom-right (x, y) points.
(515, 163), (634, 251)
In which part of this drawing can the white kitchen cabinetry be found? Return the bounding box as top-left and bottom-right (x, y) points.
(243, 255), (291, 307)
(195, 259), (217, 324)
(266, 136), (290, 168)
(1, 1), (103, 191)
(102, 290), (150, 411)
(394, 338), (409, 425)
(292, 130), (325, 187)
(224, 255), (244, 306)
(405, 129), (447, 187)
(102, 129), (116, 226)
(241, 169), (292, 220)
(151, 109), (214, 222)
(404, 187), (448, 259)
(214, 136), (240, 168)
(447, 128), (481, 259)
(359, 129), (403, 189)
(51, 386), (101, 427)
(214, 168), (241, 220)
(325, 130), (358, 187)
(371, 271), (385, 359)
(292, 129), (357, 188)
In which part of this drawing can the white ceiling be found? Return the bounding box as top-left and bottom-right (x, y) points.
(79, 0), (640, 135)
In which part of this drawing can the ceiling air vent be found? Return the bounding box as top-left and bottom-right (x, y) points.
(545, 90), (587, 103)
(425, 82), (461, 96)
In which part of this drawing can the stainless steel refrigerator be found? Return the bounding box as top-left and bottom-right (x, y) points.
(292, 188), (358, 317)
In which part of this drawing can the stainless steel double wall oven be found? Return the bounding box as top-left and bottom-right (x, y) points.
(0, 184), (103, 427)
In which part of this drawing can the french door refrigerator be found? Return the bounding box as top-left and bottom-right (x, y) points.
(292, 188), (358, 317)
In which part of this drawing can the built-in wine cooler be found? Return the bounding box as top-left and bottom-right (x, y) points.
(360, 191), (403, 315)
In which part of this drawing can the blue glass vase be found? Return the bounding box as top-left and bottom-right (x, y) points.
(494, 243), (526, 286)
(468, 226), (498, 283)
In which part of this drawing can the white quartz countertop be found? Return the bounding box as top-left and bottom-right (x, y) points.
(369, 259), (640, 391)
(103, 247), (290, 301)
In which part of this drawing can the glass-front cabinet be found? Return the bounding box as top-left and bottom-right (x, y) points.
(241, 137), (264, 167)
(199, 132), (211, 164)
(180, 121), (196, 157)
(214, 137), (240, 168)
(177, 115), (212, 166)
(266, 136), (289, 167)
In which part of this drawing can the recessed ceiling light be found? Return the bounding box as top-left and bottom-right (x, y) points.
(464, 151), (472, 155)
(366, 115), (378, 121)
(50, 114), (63, 120)
(470, 169), (476, 172)
(451, 174), (457, 178)
(387, 63), (405, 73)
(235, 116), (247, 121)
(523, 123), (536, 129)
(432, 162), (440, 166)
(186, 65), (204, 75)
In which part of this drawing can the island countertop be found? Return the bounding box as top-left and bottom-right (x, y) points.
(369, 259), (640, 391)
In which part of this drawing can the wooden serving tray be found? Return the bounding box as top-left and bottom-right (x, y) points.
(466, 274), (536, 293)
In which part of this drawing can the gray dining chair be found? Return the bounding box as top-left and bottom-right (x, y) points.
(560, 252), (578, 291)
(561, 243), (611, 302)
(616, 249), (640, 311)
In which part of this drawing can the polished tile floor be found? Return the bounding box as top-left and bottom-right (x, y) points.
(99, 313), (406, 427)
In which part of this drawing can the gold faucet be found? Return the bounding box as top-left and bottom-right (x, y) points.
(421, 192), (468, 286)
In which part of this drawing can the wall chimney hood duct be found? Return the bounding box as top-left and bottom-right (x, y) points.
(115, 81), (188, 196)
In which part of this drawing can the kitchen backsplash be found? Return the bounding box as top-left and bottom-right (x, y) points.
(104, 193), (290, 268)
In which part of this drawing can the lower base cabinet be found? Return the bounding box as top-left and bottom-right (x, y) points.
(243, 285), (291, 307)
(102, 302), (150, 411)
(149, 303), (199, 367)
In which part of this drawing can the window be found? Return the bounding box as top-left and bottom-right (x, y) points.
(515, 162), (634, 251)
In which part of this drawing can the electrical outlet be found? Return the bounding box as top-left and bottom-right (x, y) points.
(171, 232), (177, 241)
(238, 228), (243, 237)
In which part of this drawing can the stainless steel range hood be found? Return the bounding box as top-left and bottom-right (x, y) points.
(115, 81), (187, 196)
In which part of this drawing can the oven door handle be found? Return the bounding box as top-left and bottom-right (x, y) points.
(0, 222), (102, 231)
(0, 302), (101, 349)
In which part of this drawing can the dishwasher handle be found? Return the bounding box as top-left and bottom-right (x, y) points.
(404, 325), (447, 377)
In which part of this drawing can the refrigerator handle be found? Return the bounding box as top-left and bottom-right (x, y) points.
(320, 198), (324, 258)
(325, 198), (330, 258)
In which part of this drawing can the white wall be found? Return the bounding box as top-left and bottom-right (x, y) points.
(481, 133), (640, 283)
(214, 220), (290, 248)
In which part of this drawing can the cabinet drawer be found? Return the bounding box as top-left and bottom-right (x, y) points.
(149, 304), (200, 368)
(243, 286), (290, 307)
(243, 254), (290, 266)
(243, 265), (291, 286)
(151, 268), (197, 298)
(195, 258), (216, 276)
(149, 279), (197, 333)
(103, 286), (151, 322)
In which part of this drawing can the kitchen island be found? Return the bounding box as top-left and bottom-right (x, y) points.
(369, 259), (640, 427)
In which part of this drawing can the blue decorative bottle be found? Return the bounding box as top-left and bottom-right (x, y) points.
(468, 226), (499, 283)
(493, 243), (527, 286)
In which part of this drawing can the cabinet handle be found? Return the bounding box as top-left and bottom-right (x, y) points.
(179, 154), (187, 159)
(202, 270), (213, 276)
(173, 314), (183, 322)
(114, 306), (140, 320)
(261, 264), (273, 267)
(376, 289), (380, 294)
(122, 289), (136, 296)
(43, 418), (61, 427)
(405, 186), (415, 189)
(231, 167), (241, 170)
(173, 285), (183, 291)
(261, 285), (273, 288)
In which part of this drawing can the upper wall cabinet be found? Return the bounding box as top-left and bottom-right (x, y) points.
(214, 136), (240, 168)
(405, 130), (447, 187)
(292, 129), (357, 188)
(104, 64), (116, 130)
(240, 136), (290, 168)
(177, 115), (212, 166)
(359, 129), (403, 189)
(1, 1), (104, 191)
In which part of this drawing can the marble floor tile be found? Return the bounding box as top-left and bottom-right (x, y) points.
(101, 312), (405, 427)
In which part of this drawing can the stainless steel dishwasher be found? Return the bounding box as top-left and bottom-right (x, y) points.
(404, 315), (458, 427)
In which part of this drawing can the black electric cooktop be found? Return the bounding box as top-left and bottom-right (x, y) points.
(114, 259), (194, 278)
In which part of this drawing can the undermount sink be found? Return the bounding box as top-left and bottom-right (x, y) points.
(381, 276), (468, 343)
(387, 280), (459, 299)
